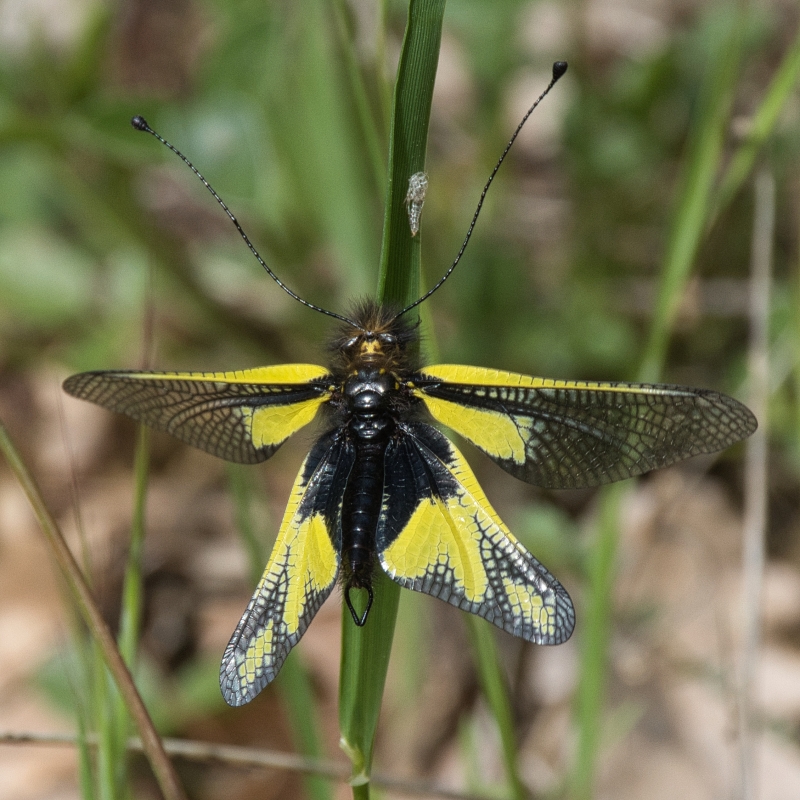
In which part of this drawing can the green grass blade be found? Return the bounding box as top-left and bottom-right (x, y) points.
(62, 422), (106, 799)
(376, 0), (447, 308)
(339, 572), (401, 781)
(76, 708), (96, 800)
(265, 0), (380, 298)
(104, 420), (150, 798)
(574, 8), (748, 798)
(639, 7), (747, 383)
(351, 783), (371, 800)
(331, 0), (387, 198)
(73, 634), (103, 799)
(713, 25), (800, 219)
(571, 483), (624, 799)
(338, 0), (446, 791)
(115, 427), (150, 663)
(276, 663), (334, 800)
(465, 617), (525, 800)
(96, 658), (123, 800)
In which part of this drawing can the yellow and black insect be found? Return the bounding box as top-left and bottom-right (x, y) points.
(63, 63), (756, 707)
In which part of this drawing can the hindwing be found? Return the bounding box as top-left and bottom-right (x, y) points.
(413, 365), (757, 489)
(63, 364), (332, 464)
(220, 429), (354, 706)
(377, 423), (574, 644)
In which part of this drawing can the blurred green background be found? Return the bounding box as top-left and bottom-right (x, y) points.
(0, 0), (798, 799)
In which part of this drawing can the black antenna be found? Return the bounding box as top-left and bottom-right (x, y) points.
(130, 116), (363, 330)
(394, 61), (568, 320)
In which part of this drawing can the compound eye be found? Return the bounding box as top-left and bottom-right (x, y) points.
(343, 336), (360, 350)
(378, 333), (396, 345)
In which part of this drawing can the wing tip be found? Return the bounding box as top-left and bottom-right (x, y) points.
(553, 597), (577, 644)
(219, 657), (272, 707)
(220, 684), (260, 707)
(62, 372), (88, 398)
(542, 583), (576, 645)
(738, 402), (759, 439)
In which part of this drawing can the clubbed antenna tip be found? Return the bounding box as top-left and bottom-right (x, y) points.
(131, 115), (150, 132)
(553, 61), (568, 80)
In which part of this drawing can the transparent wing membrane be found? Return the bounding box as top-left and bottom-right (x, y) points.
(415, 365), (757, 489)
(63, 365), (331, 464)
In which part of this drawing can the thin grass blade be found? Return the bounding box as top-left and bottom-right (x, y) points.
(465, 617), (525, 800)
(338, 0), (446, 791)
(0, 420), (188, 800)
(639, 8), (747, 383)
(118, 425), (149, 667)
(574, 8), (749, 798)
(713, 27), (800, 220)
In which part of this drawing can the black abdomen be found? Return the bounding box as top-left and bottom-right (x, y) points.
(340, 370), (395, 625)
(342, 437), (386, 590)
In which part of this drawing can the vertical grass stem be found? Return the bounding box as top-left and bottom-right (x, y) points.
(738, 168), (774, 800)
(338, 2), (446, 794)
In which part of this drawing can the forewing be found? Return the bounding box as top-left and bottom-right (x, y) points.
(414, 365), (757, 489)
(377, 423), (574, 644)
(220, 429), (354, 706)
(63, 364), (332, 464)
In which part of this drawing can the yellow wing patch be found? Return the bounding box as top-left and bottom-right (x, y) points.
(382, 495), (489, 601)
(377, 424), (574, 644)
(415, 393), (526, 464)
(279, 513), (338, 632)
(220, 431), (351, 707)
(241, 397), (326, 449)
